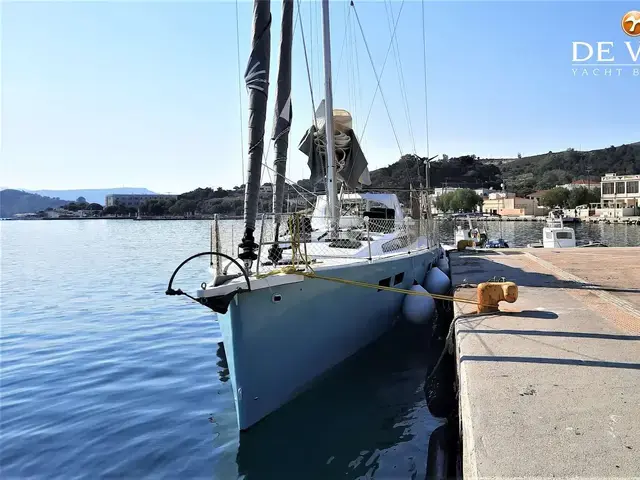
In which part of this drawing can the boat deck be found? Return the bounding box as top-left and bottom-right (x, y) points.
(450, 248), (640, 478)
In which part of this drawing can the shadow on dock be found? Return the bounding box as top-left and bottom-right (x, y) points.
(459, 355), (640, 371)
(457, 329), (640, 341)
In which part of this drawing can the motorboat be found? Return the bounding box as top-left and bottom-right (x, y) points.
(528, 211), (576, 248)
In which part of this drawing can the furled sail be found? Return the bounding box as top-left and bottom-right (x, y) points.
(268, 0), (293, 262)
(271, 0), (293, 218)
(298, 109), (370, 190)
(239, 0), (272, 269)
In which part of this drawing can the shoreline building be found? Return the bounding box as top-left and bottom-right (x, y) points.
(600, 173), (640, 210)
(482, 192), (547, 217)
(105, 194), (177, 208)
(558, 179), (601, 191)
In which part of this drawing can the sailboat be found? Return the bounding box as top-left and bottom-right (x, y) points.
(167, 0), (443, 430)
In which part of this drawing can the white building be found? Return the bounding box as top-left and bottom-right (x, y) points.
(105, 194), (177, 208)
(600, 173), (640, 209)
(432, 187), (493, 199)
(259, 184), (273, 194)
(558, 179), (601, 191)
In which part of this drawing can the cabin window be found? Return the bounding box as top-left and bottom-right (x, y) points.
(394, 272), (404, 285)
(556, 232), (573, 239)
(377, 277), (391, 292)
(602, 183), (614, 195)
(626, 181), (639, 194)
(615, 182), (626, 194)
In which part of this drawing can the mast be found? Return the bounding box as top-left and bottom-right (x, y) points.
(268, 0), (294, 262)
(239, 0), (272, 271)
(321, 0), (339, 233)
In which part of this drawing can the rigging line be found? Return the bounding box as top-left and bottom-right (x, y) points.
(348, 9), (358, 127)
(346, 12), (355, 133)
(421, 0), (430, 158)
(235, 0), (245, 185)
(352, 11), (362, 134)
(346, 8), (354, 121)
(351, 0), (405, 156)
(271, 9), (300, 197)
(309, 0), (313, 99)
(287, 9), (301, 184)
(338, 15), (363, 200)
(296, 0), (317, 125)
(334, 4), (352, 86)
(295, 0), (325, 183)
(384, 0), (416, 155)
(287, 184), (317, 210)
(260, 160), (319, 199)
(259, 164), (317, 210)
(315, 1), (322, 100)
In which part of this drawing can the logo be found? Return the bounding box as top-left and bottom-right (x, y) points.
(570, 12), (640, 77)
(622, 11), (640, 36)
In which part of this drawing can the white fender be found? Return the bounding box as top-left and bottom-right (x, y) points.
(437, 257), (450, 276)
(424, 267), (451, 295)
(402, 284), (436, 324)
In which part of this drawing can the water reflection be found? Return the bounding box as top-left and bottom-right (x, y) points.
(233, 322), (441, 480)
(217, 342), (230, 383)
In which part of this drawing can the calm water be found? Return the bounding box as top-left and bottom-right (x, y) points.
(1, 220), (449, 479)
(2, 220), (639, 478)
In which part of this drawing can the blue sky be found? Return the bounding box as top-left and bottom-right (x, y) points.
(1, 1), (638, 194)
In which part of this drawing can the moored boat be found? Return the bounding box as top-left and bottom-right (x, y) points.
(166, 0), (443, 430)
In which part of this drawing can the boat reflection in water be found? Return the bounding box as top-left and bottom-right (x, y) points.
(216, 342), (229, 384)
(231, 321), (443, 479)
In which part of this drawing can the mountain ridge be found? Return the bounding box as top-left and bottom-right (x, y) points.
(0, 187), (158, 204)
(0, 190), (68, 218)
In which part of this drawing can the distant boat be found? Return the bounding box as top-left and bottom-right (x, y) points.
(454, 215), (488, 247)
(486, 238), (509, 248)
(528, 211), (576, 248)
(551, 208), (579, 223)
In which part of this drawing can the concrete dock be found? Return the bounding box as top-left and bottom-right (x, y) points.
(450, 247), (640, 478)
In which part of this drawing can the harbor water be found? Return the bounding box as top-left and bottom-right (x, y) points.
(1, 219), (639, 478)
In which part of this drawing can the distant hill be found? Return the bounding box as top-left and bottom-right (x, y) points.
(493, 143), (640, 195)
(26, 188), (158, 205)
(367, 154), (502, 203)
(0, 190), (68, 218)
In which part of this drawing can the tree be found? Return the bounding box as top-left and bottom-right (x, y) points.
(103, 205), (118, 215)
(212, 187), (229, 199)
(540, 187), (570, 208)
(567, 187), (600, 208)
(435, 189), (483, 212)
(169, 199), (198, 215)
(435, 193), (451, 212)
(76, 196), (87, 203)
(87, 203), (103, 211)
(117, 204), (130, 215)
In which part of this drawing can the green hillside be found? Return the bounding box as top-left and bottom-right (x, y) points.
(494, 143), (640, 195)
(0, 189), (68, 218)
